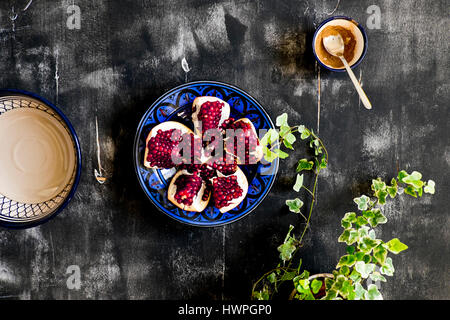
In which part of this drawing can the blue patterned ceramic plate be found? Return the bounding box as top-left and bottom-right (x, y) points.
(0, 89), (81, 229)
(133, 81), (278, 227)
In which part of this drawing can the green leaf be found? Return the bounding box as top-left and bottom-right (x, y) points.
(371, 178), (386, 192)
(387, 178), (398, 198)
(267, 272), (277, 284)
(338, 229), (358, 245)
(398, 170), (409, 183)
(319, 156), (327, 169)
(365, 284), (383, 300)
(358, 237), (380, 254)
(404, 185), (417, 198)
(349, 269), (361, 283)
(380, 257), (395, 276)
(354, 282), (366, 300)
(346, 246), (355, 255)
(370, 272), (387, 283)
(293, 174), (303, 192)
(355, 216), (368, 227)
(373, 244), (388, 265)
(355, 261), (375, 279)
(403, 171), (424, 188)
(286, 198), (304, 214)
(311, 279), (323, 294)
(263, 147), (278, 162)
(278, 225), (297, 262)
(339, 265), (350, 276)
(276, 113), (288, 127)
(298, 125), (310, 140)
(367, 209), (387, 227)
(283, 139), (294, 150)
(386, 238), (408, 254)
(336, 254), (357, 268)
(354, 195), (370, 211)
(424, 180), (436, 194)
(285, 132), (296, 145)
(273, 148), (289, 159)
(279, 124), (291, 136)
(296, 159), (314, 172)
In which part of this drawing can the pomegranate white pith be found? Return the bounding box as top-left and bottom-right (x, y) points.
(167, 170), (210, 212)
(143, 121), (194, 169)
(192, 96), (230, 137)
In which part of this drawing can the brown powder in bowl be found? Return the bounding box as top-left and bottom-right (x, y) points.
(316, 25), (357, 69)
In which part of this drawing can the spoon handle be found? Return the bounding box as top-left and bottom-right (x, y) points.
(339, 56), (372, 110)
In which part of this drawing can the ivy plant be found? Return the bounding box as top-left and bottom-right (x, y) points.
(252, 113), (436, 300)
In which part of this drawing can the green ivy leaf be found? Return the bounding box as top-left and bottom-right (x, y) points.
(296, 159), (314, 172)
(276, 113), (288, 127)
(298, 125), (310, 140)
(346, 246), (355, 255)
(349, 269), (361, 283)
(373, 244), (388, 265)
(404, 185), (418, 198)
(358, 237), (380, 254)
(354, 282), (366, 300)
(286, 198), (304, 214)
(273, 148), (289, 159)
(365, 284), (383, 300)
(278, 225), (297, 262)
(293, 174), (303, 192)
(355, 261), (375, 279)
(371, 178), (386, 192)
(267, 272), (277, 284)
(387, 178), (398, 198)
(338, 229), (358, 245)
(380, 257), (395, 276)
(283, 139), (294, 150)
(367, 209), (387, 228)
(285, 132), (296, 145)
(398, 170), (409, 183)
(311, 279), (322, 294)
(424, 180), (436, 194)
(386, 238), (408, 254)
(370, 272), (387, 283)
(263, 147), (278, 162)
(354, 195), (370, 211)
(336, 254), (357, 268)
(403, 171), (424, 188)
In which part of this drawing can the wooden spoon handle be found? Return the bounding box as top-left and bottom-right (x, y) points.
(339, 56), (372, 110)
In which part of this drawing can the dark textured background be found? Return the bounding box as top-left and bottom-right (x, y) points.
(0, 0), (448, 300)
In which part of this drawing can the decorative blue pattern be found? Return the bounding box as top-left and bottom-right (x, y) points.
(133, 81), (279, 227)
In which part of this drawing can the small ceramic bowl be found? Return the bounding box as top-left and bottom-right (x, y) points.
(0, 89), (81, 229)
(312, 16), (368, 72)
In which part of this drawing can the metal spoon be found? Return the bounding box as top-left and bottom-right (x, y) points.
(323, 33), (372, 110)
(94, 116), (107, 184)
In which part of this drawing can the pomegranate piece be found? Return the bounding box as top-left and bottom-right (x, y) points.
(224, 118), (264, 165)
(211, 168), (248, 213)
(192, 97), (230, 137)
(167, 170), (210, 212)
(143, 121), (194, 169)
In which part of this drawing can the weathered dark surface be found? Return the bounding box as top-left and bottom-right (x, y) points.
(0, 0), (448, 300)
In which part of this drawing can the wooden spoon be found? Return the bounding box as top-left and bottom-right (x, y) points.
(323, 33), (372, 110)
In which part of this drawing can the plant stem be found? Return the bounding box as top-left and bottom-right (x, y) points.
(299, 172), (319, 244)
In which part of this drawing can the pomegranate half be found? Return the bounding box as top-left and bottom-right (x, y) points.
(144, 121), (201, 169)
(211, 167), (248, 213)
(224, 118), (264, 165)
(167, 169), (211, 212)
(192, 96), (230, 137)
